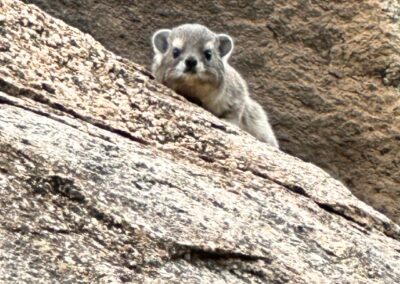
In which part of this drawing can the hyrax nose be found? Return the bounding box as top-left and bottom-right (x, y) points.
(185, 56), (197, 70)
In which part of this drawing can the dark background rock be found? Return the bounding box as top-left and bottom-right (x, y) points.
(22, 0), (400, 224)
(1, 1), (400, 282)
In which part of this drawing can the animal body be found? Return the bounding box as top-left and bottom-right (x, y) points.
(151, 24), (279, 148)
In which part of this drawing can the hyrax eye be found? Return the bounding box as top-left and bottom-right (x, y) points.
(204, 49), (212, 61)
(172, 48), (181, 58)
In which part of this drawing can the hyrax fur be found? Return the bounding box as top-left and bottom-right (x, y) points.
(151, 23), (279, 148)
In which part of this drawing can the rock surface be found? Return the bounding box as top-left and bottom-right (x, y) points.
(1, 1), (400, 283)
(23, 0), (400, 224)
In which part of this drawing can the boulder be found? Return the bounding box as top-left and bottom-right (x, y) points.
(23, 0), (400, 223)
(1, 1), (400, 283)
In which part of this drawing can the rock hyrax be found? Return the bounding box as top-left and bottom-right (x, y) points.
(151, 23), (279, 148)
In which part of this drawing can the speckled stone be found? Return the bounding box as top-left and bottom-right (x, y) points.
(0, 1), (400, 283)
(23, 0), (400, 224)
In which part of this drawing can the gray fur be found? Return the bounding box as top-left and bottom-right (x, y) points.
(151, 23), (279, 148)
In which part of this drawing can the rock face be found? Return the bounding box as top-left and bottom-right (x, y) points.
(23, 0), (400, 224)
(1, 1), (400, 283)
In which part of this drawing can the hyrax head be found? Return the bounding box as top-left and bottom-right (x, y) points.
(152, 24), (234, 97)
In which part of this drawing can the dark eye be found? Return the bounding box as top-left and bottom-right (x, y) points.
(204, 49), (212, 61)
(172, 48), (181, 58)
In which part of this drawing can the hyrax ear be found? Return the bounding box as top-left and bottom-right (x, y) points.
(217, 34), (234, 60)
(152, 29), (171, 54)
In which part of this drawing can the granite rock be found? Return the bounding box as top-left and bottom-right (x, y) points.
(1, 1), (400, 283)
(23, 0), (400, 223)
